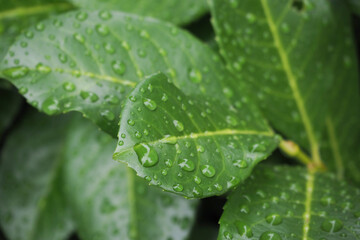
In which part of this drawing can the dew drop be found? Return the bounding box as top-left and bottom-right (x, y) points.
(233, 159), (248, 168)
(194, 176), (202, 184)
(111, 60), (126, 75)
(260, 231), (282, 240)
(266, 213), (282, 225)
(192, 186), (203, 197)
(76, 11), (88, 21)
(99, 10), (112, 20)
(188, 68), (202, 83)
(143, 98), (157, 111)
(104, 95), (120, 105)
(73, 33), (85, 43)
(42, 97), (60, 114)
(200, 165), (216, 178)
(3, 66), (29, 79)
(161, 93), (168, 102)
(134, 143), (158, 167)
(246, 13), (256, 23)
(96, 24), (109, 36)
(235, 221), (253, 237)
(101, 110), (115, 121)
(173, 120), (184, 132)
(173, 184), (184, 192)
(62, 82), (76, 92)
(178, 159), (195, 172)
(321, 218), (343, 233)
(127, 119), (135, 126)
(226, 115), (238, 126)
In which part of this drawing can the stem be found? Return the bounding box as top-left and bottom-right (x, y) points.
(279, 140), (312, 165)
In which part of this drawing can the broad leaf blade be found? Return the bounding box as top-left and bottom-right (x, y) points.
(209, 0), (354, 163)
(0, 10), (238, 136)
(346, 0), (360, 16)
(0, 110), (73, 240)
(0, 89), (21, 138)
(219, 165), (360, 239)
(62, 116), (198, 240)
(113, 73), (280, 198)
(69, 0), (208, 25)
(0, 0), (73, 61)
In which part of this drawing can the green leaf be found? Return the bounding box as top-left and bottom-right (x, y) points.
(62, 115), (198, 240)
(69, 0), (208, 25)
(0, 0), (73, 61)
(113, 73), (280, 198)
(219, 165), (360, 239)
(0, 89), (21, 137)
(0, 10), (239, 137)
(0, 110), (73, 240)
(209, 0), (355, 165)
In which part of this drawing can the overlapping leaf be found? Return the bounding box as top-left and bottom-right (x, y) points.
(0, 89), (21, 138)
(0, 110), (73, 240)
(209, 0), (358, 168)
(69, 0), (208, 25)
(62, 116), (198, 240)
(113, 73), (280, 198)
(0, 0), (73, 61)
(0, 10), (240, 136)
(219, 165), (360, 239)
(346, 0), (360, 16)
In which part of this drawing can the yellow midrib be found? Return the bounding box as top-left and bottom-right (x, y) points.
(0, 2), (74, 20)
(260, 0), (321, 165)
(302, 169), (315, 240)
(325, 117), (344, 179)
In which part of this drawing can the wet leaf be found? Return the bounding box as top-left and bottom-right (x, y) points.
(113, 73), (280, 198)
(219, 165), (360, 239)
(1, 10), (240, 137)
(0, 0), (73, 61)
(62, 116), (198, 240)
(69, 0), (208, 25)
(209, 0), (357, 167)
(0, 110), (73, 240)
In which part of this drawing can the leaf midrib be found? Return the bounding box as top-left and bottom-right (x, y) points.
(260, 0), (321, 165)
(0, 2), (74, 20)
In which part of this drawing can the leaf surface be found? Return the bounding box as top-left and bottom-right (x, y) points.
(0, 0), (73, 61)
(69, 0), (208, 25)
(0, 89), (21, 137)
(219, 165), (360, 240)
(62, 116), (198, 240)
(113, 73), (280, 198)
(1, 10), (239, 137)
(209, 0), (355, 164)
(0, 110), (73, 240)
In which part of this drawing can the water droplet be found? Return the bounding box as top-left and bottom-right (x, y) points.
(42, 97), (60, 114)
(73, 33), (85, 43)
(223, 231), (233, 240)
(3, 66), (29, 79)
(58, 53), (68, 63)
(127, 119), (135, 126)
(197, 145), (205, 153)
(96, 24), (109, 36)
(36, 63), (51, 73)
(143, 98), (157, 111)
(160, 135), (176, 144)
(101, 110), (115, 121)
(321, 196), (335, 206)
(246, 13), (256, 23)
(62, 82), (76, 92)
(137, 48), (147, 57)
(200, 165), (216, 178)
(165, 159), (173, 167)
(173, 120), (184, 132)
(226, 115), (238, 126)
(235, 221), (253, 237)
(104, 95), (120, 105)
(192, 186), (203, 197)
(118, 140), (124, 146)
(281, 23), (290, 33)
(321, 218), (343, 233)
(134, 143), (158, 167)
(178, 159), (195, 172)
(161, 93), (168, 102)
(35, 22), (45, 31)
(111, 60), (126, 75)
(189, 68), (202, 83)
(99, 10), (112, 20)
(76, 11), (88, 21)
(173, 184), (184, 192)
(260, 231), (282, 240)
(266, 213), (282, 225)
(233, 159), (248, 168)
(19, 87), (28, 94)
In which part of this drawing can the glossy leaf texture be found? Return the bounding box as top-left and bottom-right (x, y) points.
(209, 0), (355, 164)
(113, 73), (280, 198)
(0, 110), (73, 240)
(62, 115), (198, 240)
(1, 10), (239, 137)
(219, 165), (360, 240)
(0, 89), (21, 137)
(69, 0), (208, 25)
(0, 0), (74, 61)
